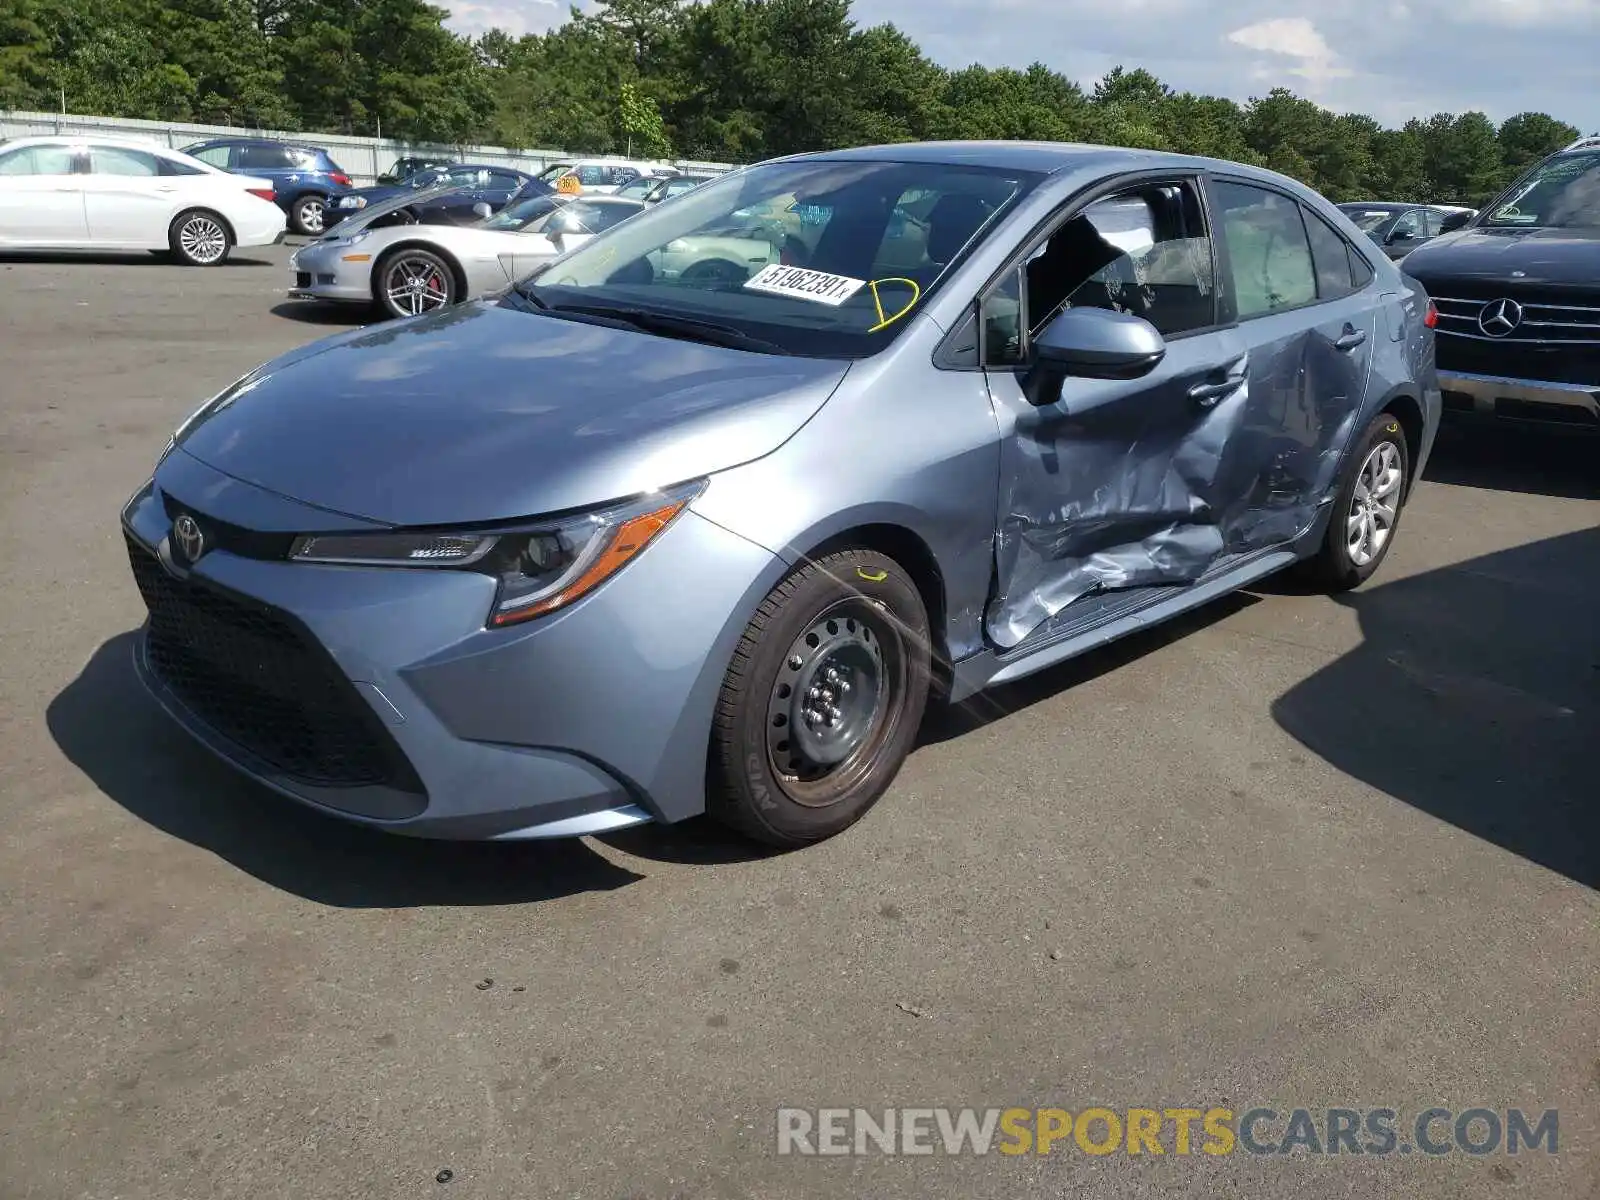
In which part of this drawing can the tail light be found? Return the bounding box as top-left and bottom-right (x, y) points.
(1423, 299), (1438, 328)
(246, 186), (275, 202)
(330, 173), (352, 187)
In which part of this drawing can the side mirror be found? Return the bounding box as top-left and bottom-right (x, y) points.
(1030, 307), (1167, 381)
(1439, 210), (1473, 234)
(1387, 227), (1415, 243)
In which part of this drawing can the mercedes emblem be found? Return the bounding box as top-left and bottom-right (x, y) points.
(1477, 297), (1523, 338)
(172, 514), (206, 563)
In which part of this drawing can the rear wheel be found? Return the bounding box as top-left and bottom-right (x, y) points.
(375, 248), (456, 319)
(291, 194), (326, 235)
(1299, 410), (1411, 590)
(708, 549), (932, 848)
(167, 209), (231, 266)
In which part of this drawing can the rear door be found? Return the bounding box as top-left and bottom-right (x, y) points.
(1206, 176), (1376, 550)
(977, 174), (1264, 649)
(234, 142), (297, 192)
(81, 144), (172, 245)
(0, 143), (88, 244)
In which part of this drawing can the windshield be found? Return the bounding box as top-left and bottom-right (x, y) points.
(1340, 206), (1401, 233)
(1482, 151), (1600, 228)
(537, 163), (573, 183)
(482, 194), (567, 231)
(516, 158), (1041, 359)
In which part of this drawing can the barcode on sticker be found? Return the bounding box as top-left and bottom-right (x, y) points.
(744, 264), (867, 306)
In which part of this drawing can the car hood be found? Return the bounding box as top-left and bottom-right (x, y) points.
(1401, 225), (1600, 288)
(172, 301), (850, 527)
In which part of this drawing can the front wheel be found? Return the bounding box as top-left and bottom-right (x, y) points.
(167, 209), (231, 266)
(375, 248), (456, 319)
(1299, 410), (1412, 590)
(708, 549), (932, 848)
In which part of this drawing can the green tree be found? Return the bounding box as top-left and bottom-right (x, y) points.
(1419, 111), (1504, 204)
(1498, 111), (1581, 180)
(618, 79), (669, 155)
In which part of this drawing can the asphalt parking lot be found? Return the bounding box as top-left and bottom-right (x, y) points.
(1, 241), (1596, 1199)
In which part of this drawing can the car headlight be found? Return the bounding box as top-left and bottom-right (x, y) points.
(287, 480), (706, 627)
(342, 229), (371, 246)
(345, 196), (368, 209)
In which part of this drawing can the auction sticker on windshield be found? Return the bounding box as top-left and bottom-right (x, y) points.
(744, 264), (867, 306)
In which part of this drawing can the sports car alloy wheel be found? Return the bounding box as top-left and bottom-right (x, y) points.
(177, 215), (228, 265)
(1346, 441), (1403, 567)
(382, 254), (454, 317)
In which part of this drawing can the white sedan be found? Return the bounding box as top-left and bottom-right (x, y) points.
(0, 135), (286, 265)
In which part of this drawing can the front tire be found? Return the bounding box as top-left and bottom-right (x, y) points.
(374, 248), (457, 319)
(167, 209), (231, 266)
(708, 549), (932, 848)
(290, 194), (326, 235)
(1300, 410), (1412, 590)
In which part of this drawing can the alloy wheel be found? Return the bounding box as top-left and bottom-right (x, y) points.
(178, 215), (227, 264)
(299, 198), (324, 234)
(1346, 440), (1403, 567)
(384, 256), (451, 316)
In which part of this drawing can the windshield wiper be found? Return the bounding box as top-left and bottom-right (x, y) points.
(544, 302), (791, 355)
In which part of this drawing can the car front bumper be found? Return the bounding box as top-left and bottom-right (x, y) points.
(286, 240), (374, 303)
(121, 450), (784, 839)
(1439, 370), (1600, 431)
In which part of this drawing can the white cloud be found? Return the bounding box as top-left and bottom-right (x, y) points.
(1226, 17), (1352, 91)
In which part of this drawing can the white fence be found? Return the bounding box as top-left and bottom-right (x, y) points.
(0, 110), (735, 186)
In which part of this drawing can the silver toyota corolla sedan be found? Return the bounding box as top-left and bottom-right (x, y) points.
(123, 141), (1440, 848)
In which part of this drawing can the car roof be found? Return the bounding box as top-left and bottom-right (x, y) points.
(4, 133), (170, 151)
(186, 136), (326, 152)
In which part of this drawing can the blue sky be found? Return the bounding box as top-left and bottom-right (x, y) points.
(445, 0), (1600, 133)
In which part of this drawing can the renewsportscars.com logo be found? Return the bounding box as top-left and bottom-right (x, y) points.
(776, 1106), (1560, 1158)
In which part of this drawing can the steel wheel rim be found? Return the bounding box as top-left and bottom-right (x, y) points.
(765, 600), (903, 808)
(300, 199), (324, 233)
(1346, 440), (1403, 567)
(179, 216), (226, 264)
(384, 257), (451, 316)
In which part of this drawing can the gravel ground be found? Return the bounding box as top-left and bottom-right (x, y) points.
(0, 242), (1595, 1200)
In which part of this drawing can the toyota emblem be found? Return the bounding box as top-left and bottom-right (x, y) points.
(1477, 297), (1523, 338)
(172, 514), (206, 563)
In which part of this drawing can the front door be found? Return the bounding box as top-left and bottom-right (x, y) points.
(978, 176), (1264, 650)
(0, 142), (88, 245)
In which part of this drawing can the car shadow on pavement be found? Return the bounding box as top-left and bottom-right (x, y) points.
(270, 301), (370, 327)
(1273, 525), (1599, 888)
(46, 634), (645, 907)
(1422, 423), (1599, 500)
(0, 251), (274, 268)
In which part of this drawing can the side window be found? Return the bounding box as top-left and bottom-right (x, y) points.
(980, 267), (1026, 366)
(488, 171), (523, 191)
(1027, 180), (1216, 338)
(1421, 209), (1443, 237)
(577, 165), (610, 187)
(1390, 207), (1422, 239)
(611, 167), (639, 186)
(1301, 205), (1357, 299)
(191, 145), (231, 168)
(1212, 180), (1316, 318)
(157, 157), (205, 176)
(1347, 245), (1375, 288)
(0, 145), (78, 175)
(89, 146), (159, 176)
(238, 145), (292, 170)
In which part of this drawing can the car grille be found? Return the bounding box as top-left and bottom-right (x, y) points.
(1432, 294), (1600, 388)
(295, 271), (311, 288)
(126, 534), (423, 793)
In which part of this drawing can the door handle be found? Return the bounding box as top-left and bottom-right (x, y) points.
(1187, 378), (1241, 407)
(1334, 327), (1367, 351)
(157, 185), (178, 193)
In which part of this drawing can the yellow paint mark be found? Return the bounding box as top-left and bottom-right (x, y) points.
(866, 277), (921, 332)
(1386, 421), (1400, 433)
(856, 567), (888, 582)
